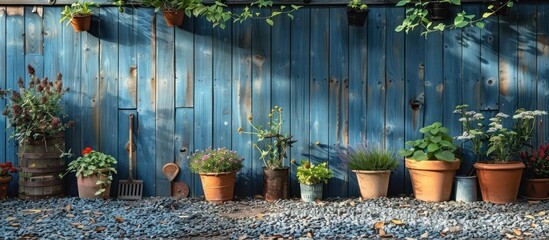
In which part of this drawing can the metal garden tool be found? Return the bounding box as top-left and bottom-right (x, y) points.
(162, 162), (189, 198)
(117, 114), (143, 200)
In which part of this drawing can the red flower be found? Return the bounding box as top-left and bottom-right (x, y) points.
(82, 147), (93, 156)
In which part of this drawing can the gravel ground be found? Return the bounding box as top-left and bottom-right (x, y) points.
(0, 197), (548, 239)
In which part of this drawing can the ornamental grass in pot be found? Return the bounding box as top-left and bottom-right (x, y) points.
(0, 162), (17, 199)
(292, 160), (333, 202)
(399, 122), (460, 202)
(338, 142), (398, 200)
(238, 106), (296, 202)
(520, 144), (549, 200)
(189, 147), (243, 203)
(59, 1), (97, 32)
(454, 104), (547, 204)
(60, 147), (117, 199)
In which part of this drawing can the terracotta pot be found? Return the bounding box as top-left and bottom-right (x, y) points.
(263, 167), (289, 202)
(163, 10), (184, 27)
(353, 170), (391, 199)
(77, 170), (111, 199)
(199, 172), (236, 203)
(0, 175), (13, 199)
(523, 178), (549, 200)
(474, 162), (524, 204)
(405, 158), (460, 202)
(70, 15), (91, 32)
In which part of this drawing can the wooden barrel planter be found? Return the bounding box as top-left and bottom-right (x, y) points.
(18, 134), (66, 199)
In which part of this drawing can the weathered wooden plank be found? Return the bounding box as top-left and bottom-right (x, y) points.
(213, 22), (232, 149)
(424, 31), (443, 126)
(118, 7), (137, 109)
(309, 7), (330, 196)
(499, 5), (519, 125)
(175, 108), (194, 196)
(289, 8), (310, 197)
(517, 4), (537, 112)
(0, 7), (6, 168)
(6, 6), (25, 195)
(385, 6), (405, 196)
(193, 17), (214, 197)
(537, 4), (549, 144)
(251, 8), (272, 195)
(59, 5), (82, 196)
(24, 6), (42, 55)
(403, 17), (425, 195)
(328, 7), (348, 198)
(366, 6), (386, 148)
(135, 7), (156, 196)
(175, 16), (194, 108)
(480, 12), (499, 111)
(155, 10), (175, 197)
(231, 7), (253, 197)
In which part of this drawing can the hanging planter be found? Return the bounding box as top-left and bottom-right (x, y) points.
(428, 1), (449, 20)
(163, 10), (185, 27)
(346, 0), (368, 27)
(70, 15), (92, 32)
(60, 1), (97, 32)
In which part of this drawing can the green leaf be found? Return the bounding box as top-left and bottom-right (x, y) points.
(395, 25), (405, 32)
(398, 149), (414, 157)
(412, 151), (428, 160)
(482, 12), (493, 18)
(396, 0), (408, 7)
(476, 22), (485, 28)
(439, 140), (455, 148)
(434, 151), (455, 161)
(427, 143), (439, 153)
(419, 127), (429, 134)
(266, 18), (274, 26)
(430, 136), (442, 143)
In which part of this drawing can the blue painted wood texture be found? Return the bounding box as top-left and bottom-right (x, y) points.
(0, 4), (548, 198)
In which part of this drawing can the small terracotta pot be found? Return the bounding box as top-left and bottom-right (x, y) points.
(353, 170), (391, 199)
(0, 175), (13, 199)
(263, 167), (289, 202)
(475, 162), (524, 204)
(405, 158), (460, 202)
(163, 10), (184, 27)
(199, 172), (236, 203)
(77, 172), (111, 199)
(523, 178), (549, 200)
(70, 15), (91, 32)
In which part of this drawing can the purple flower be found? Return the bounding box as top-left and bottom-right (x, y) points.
(202, 155), (209, 161)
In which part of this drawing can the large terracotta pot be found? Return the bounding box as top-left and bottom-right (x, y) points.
(405, 158), (460, 202)
(353, 170), (391, 199)
(522, 178), (549, 200)
(0, 175), (13, 199)
(77, 170), (111, 199)
(263, 167), (289, 202)
(199, 172), (236, 203)
(70, 15), (91, 32)
(163, 10), (184, 26)
(474, 162), (524, 204)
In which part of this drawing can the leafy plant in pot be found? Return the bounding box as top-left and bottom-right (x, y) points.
(346, 0), (368, 27)
(520, 145), (549, 200)
(188, 147), (243, 203)
(454, 104), (547, 204)
(238, 106), (296, 202)
(60, 147), (117, 199)
(60, 1), (97, 32)
(292, 160), (333, 202)
(0, 162), (17, 199)
(140, 0), (189, 26)
(339, 142), (398, 200)
(398, 122), (460, 202)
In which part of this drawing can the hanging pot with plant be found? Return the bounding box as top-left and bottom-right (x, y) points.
(428, 1), (450, 20)
(59, 1), (97, 32)
(163, 10), (185, 26)
(346, 0), (368, 27)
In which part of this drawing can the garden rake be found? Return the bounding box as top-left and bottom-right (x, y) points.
(117, 114), (143, 200)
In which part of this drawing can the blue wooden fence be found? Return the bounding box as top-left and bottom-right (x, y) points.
(1, 3), (548, 198)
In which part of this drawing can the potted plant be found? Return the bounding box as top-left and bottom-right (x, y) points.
(238, 106), (296, 202)
(454, 104), (547, 204)
(346, 0), (368, 27)
(188, 147), (243, 203)
(141, 0), (189, 26)
(59, 1), (97, 32)
(1, 65), (74, 199)
(520, 144), (549, 200)
(0, 162), (17, 199)
(338, 142), (398, 199)
(428, 0), (450, 20)
(60, 147), (117, 199)
(398, 122), (460, 202)
(292, 160), (333, 202)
